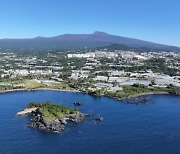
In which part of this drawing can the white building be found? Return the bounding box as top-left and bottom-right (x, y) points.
(67, 53), (95, 58)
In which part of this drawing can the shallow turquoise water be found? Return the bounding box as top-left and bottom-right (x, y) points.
(0, 91), (180, 154)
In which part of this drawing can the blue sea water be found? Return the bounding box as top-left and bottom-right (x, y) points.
(0, 90), (180, 154)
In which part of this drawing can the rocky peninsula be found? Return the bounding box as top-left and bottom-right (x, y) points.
(17, 102), (85, 132)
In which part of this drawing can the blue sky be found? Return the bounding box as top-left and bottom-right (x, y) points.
(0, 0), (179, 46)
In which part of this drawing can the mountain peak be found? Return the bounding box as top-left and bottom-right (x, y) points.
(93, 31), (109, 35)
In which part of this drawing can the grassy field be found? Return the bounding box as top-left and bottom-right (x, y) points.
(0, 79), (74, 91)
(27, 102), (78, 119)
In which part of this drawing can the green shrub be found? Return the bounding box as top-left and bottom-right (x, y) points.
(27, 102), (78, 119)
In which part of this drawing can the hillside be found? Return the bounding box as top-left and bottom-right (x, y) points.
(0, 31), (179, 52)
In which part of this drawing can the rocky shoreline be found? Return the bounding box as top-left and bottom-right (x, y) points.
(1, 88), (179, 102)
(28, 108), (86, 132)
(17, 101), (105, 133)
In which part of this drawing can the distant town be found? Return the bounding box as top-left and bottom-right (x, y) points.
(0, 49), (179, 99)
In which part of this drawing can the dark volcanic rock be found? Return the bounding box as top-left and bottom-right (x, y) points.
(85, 113), (93, 117)
(73, 102), (81, 106)
(28, 110), (85, 132)
(95, 117), (104, 121)
(67, 113), (85, 123)
(126, 96), (149, 105)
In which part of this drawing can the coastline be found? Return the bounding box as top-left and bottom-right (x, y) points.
(0, 88), (80, 94)
(0, 88), (179, 101)
(114, 92), (171, 101)
(90, 91), (175, 101)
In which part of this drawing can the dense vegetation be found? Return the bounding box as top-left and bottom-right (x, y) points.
(27, 102), (78, 119)
(88, 84), (180, 99)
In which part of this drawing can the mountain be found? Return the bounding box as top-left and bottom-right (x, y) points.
(96, 44), (134, 51)
(0, 31), (179, 52)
